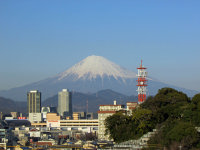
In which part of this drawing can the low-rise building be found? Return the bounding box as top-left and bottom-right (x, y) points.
(29, 128), (41, 138)
(73, 112), (80, 120)
(29, 113), (42, 123)
(32, 113), (98, 133)
(10, 112), (20, 119)
(46, 113), (60, 128)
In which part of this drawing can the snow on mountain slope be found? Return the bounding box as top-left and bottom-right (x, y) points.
(57, 55), (137, 81)
(0, 55), (198, 102)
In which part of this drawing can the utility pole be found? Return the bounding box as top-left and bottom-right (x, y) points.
(86, 99), (88, 119)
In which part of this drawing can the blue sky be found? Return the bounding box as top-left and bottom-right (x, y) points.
(0, 0), (200, 91)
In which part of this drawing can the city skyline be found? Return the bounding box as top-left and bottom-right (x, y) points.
(0, 1), (200, 92)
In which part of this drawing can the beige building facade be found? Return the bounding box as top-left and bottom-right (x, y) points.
(98, 100), (125, 141)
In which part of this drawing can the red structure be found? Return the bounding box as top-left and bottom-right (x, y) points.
(18, 117), (26, 120)
(137, 60), (148, 104)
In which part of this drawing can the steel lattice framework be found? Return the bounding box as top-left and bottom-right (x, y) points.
(137, 60), (148, 104)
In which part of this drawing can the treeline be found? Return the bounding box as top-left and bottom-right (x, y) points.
(105, 88), (200, 149)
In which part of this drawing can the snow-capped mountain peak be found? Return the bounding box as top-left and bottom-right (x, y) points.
(0, 55), (197, 102)
(58, 55), (137, 81)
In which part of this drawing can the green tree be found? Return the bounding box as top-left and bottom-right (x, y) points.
(142, 88), (189, 123)
(149, 121), (200, 149)
(105, 111), (133, 143)
(147, 90), (200, 149)
(182, 93), (200, 126)
(105, 88), (200, 149)
(132, 108), (155, 137)
(192, 93), (200, 105)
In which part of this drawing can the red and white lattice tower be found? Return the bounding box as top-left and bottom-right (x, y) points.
(137, 60), (148, 104)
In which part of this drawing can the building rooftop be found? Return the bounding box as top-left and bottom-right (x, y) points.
(5, 119), (31, 127)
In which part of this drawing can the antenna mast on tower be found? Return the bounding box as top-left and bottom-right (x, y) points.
(137, 60), (148, 104)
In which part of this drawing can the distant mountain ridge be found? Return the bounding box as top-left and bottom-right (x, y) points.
(0, 89), (137, 114)
(42, 89), (137, 113)
(0, 97), (27, 114)
(0, 55), (198, 101)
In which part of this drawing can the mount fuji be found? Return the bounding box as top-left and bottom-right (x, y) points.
(0, 55), (197, 101)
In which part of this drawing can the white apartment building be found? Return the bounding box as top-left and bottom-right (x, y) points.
(98, 100), (125, 141)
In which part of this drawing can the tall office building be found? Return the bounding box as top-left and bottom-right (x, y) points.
(58, 89), (72, 118)
(27, 90), (41, 113)
(27, 90), (42, 122)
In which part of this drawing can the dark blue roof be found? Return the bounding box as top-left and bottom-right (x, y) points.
(21, 147), (32, 150)
(5, 120), (31, 127)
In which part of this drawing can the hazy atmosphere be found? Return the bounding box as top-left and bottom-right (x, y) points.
(0, 0), (200, 92)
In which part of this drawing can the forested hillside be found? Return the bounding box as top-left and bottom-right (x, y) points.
(105, 88), (200, 149)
